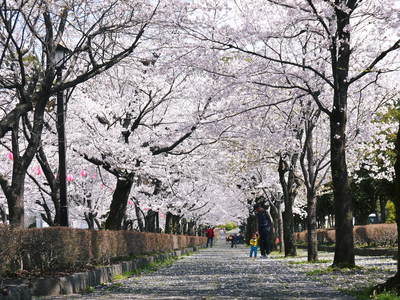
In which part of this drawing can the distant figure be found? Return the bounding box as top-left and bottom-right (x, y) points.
(249, 233), (259, 258)
(255, 203), (273, 258)
(206, 226), (215, 248)
(227, 234), (233, 245)
(231, 233), (238, 248)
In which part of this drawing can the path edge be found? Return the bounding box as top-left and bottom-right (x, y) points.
(0, 246), (201, 300)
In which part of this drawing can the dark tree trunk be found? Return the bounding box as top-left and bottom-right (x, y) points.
(134, 203), (144, 232)
(188, 220), (196, 236)
(172, 215), (181, 234)
(0, 204), (6, 223)
(181, 218), (187, 235)
(165, 212), (173, 234)
(329, 2), (355, 268)
(283, 205), (296, 256)
(330, 104), (354, 267)
(0, 93), (48, 227)
(307, 190), (318, 261)
(198, 224), (206, 236)
(266, 194), (284, 253)
(84, 212), (96, 229)
(277, 204), (284, 253)
(36, 145), (61, 225)
(144, 210), (159, 232)
(379, 196), (387, 223)
(104, 177), (133, 230)
(156, 211), (159, 232)
(8, 167), (26, 227)
(299, 113), (327, 262)
(278, 155), (298, 257)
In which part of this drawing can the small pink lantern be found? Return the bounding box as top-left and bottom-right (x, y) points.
(80, 170), (88, 177)
(128, 200), (134, 205)
(7, 152), (13, 160)
(66, 174), (74, 182)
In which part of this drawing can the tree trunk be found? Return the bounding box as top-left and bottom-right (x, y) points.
(277, 204), (284, 253)
(104, 177), (133, 230)
(330, 2), (355, 268)
(331, 107), (354, 267)
(36, 145), (61, 225)
(0, 204), (6, 223)
(283, 205), (296, 256)
(307, 190), (318, 261)
(181, 218), (187, 235)
(1, 93), (49, 228)
(172, 215), (181, 234)
(379, 196), (387, 223)
(165, 212), (173, 234)
(279, 155), (298, 257)
(145, 210), (159, 232)
(8, 168), (26, 227)
(134, 203), (144, 232)
(188, 220), (196, 236)
(84, 212), (96, 229)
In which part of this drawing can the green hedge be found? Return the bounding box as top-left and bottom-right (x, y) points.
(294, 223), (397, 247)
(0, 227), (206, 277)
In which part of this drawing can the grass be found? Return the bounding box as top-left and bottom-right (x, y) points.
(306, 265), (363, 276)
(343, 286), (400, 300)
(288, 259), (331, 265)
(84, 286), (95, 294)
(112, 256), (179, 281)
(182, 250), (194, 256)
(270, 249), (309, 260)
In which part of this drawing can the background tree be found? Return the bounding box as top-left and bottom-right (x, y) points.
(177, 0), (400, 267)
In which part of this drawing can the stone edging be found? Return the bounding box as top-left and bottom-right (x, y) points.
(0, 246), (200, 300)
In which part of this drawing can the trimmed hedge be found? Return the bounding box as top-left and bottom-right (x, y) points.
(0, 227), (206, 277)
(294, 223), (397, 247)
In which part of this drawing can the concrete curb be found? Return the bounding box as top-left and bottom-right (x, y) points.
(297, 244), (397, 257)
(0, 246), (200, 300)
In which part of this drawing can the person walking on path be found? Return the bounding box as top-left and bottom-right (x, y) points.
(255, 203), (273, 258)
(206, 226), (215, 248)
(231, 233), (239, 248)
(249, 233), (259, 258)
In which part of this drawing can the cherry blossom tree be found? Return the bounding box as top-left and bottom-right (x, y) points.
(175, 0), (400, 267)
(0, 0), (161, 227)
(67, 50), (229, 229)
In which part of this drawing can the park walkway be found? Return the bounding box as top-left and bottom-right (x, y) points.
(38, 240), (371, 300)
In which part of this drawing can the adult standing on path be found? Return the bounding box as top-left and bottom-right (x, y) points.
(206, 226), (215, 248)
(255, 203), (273, 258)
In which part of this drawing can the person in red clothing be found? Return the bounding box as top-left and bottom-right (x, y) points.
(206, 226), (215, 248)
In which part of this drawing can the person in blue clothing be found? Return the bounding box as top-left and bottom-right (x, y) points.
(254, 203), (273, 258)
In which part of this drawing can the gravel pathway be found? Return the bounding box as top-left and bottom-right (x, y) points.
(39, 241), (397, 300)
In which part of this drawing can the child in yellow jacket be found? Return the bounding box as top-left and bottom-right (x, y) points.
(249, 233), (258, 258)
